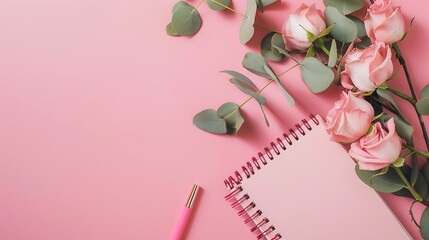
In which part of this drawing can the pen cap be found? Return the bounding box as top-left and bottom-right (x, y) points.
(185, 184), (199, 208)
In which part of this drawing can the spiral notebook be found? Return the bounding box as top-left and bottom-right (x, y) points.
(224, 115), (411, 240)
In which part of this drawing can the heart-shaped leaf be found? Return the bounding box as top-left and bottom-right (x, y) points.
(240, 0), (257, 44)
(417, 97), (429, 115)
(323, 0), (364, 15)
(300, 57), (334, 93)
(355, 165), (405, 193)
(328, 39), (337, 68)
(193, 109), (227, 134)
(262, 65), (295, 106)
(242, 52), (271, 78)
(217, 102), (244, 135)
(325, 6), (357, 43)
(261, 32), (284, 61)
(172, 1), (190, 14)
(171, 2), (202, 36)
(207, 0), (231, 11)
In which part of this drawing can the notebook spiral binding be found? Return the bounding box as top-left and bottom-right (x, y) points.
(223, 114), (319, 240)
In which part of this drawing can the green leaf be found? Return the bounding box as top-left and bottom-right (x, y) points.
(393, 116), (414, 144)
(258, 104), (270, 127)
(262, 65), (295, 106)
(323, 0), (364, 15)
(172, 1), (190, 14)
(369, 166), (389, 185)
(355, 165), (405, 193)
(422, 84), (429, 98)
(221, 70), (258, 89)
(230, 78), (266, 104)
(217, 102), (244, 135)
(319, 24), (335, 38)
(421, 208), (429, 239)
(256, 0), (264, 12)
(377, 88), (403, 116)
(306, 46), (316, 57)
(240, 0), (257, 44)
(393, 158), (405, 168)
(271, 33), (285, 55)
(348, 15), (367, 38)
(206, 0), (231, 11)
(324, 6), (357, 43)
(416, 97), (429, 115)
(193, 109), (227, 134)
(256, 0), (277, 7)
(300, 57), (334, 93)
(261, 32), (284, 61)
(242, 52), (271, 78)
(166, 22), (179, 36)
(171, 2), (202, 36)
(328, 40), (337, 68)
(393, 172), (427, 200)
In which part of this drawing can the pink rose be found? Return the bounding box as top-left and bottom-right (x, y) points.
(349, 119), (402, 171)
(325, 91), (374, 143)
(341, 42), (393, 93)
(364, 0), (405, 44)
(282, 4), (326, 51)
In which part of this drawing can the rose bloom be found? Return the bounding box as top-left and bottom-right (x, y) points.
(325, 91), (374, 143)
(341, 42), (393, 93)
(365, 0), (405, 44)
(282, 3), (326, 51)
(349, 119), (402, 171)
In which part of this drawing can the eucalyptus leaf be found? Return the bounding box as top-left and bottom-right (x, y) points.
(393, 116), (414, 144)
(259, 104), (270, 127)
(348, 15), (367, 38)
(221, 70), (258, 89)
(172, 1), (190, 14)
(242, 52), (271, 78)
(416, 97), (429, 115)
(256, 0), (277, 7)
(377, 88), (403, 116)
(193, 109), (227, 134)
(328, 40), (337, 68)
(261, 32), (284, 61)
(240, 0), (257, 44)
(300, 57), (334, 93)
(230, 78), (266, 104)
(421, 208), (429, 239)
(217, 102), (244, 135)
(166, 22), (179, 36)
(171, 2), (202, 36)
(355, 165), (405, 193)
(207, 0), (231, 11)
(323, 0), (364, 15)
(325, 6), (357, 43)
(422, 84), (429, 98)
(262, 65), (295, 106)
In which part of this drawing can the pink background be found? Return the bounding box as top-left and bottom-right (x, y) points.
(0, 0), (428, 239)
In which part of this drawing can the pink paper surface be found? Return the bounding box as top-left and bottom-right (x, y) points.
(0, 0), (428, 239)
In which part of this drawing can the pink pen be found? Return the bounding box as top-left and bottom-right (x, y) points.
(171, 184), (200, 240)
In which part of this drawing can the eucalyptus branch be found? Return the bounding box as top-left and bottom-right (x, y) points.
(392, 43), (429, 152)
(210, 0), (282, 34)
(194, 0), (206, 11)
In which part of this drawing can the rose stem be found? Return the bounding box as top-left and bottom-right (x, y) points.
(392, 43), (429, 152)
(210, 0), (282, 34)
(393, 166), (423, 201)
(404, 144), (429, 158)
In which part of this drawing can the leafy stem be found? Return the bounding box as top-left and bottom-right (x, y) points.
(392, 43), (429, 152)
(387, 87), (416, 104)
(209, 0), (282, 34)
(393, 166), (423, 201)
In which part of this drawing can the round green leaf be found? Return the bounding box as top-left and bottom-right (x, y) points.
(240, 0), (257, 44)
(261, 32), (284, 61)
(217, 103), (244, 135)
(348, 15), (367, 38)
(300, 57), (334, 93)
(416, 97), (429, 115)
(422, 84), (429, 98)
(421, 208), (429, 239)
(325, 6), (357, 43)
(355, 165), (405, 193)
(242, 52), (270, 78)
(323, 0), (364, 15)
(166, 22), (179, 36)
(172, 4), (202, 36)
(206, 0), (231, 11)
(172, 1), (191, 14)
(193, 109), (227, 134)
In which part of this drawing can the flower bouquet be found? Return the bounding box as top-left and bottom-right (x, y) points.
(166, 0), (429, 237)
